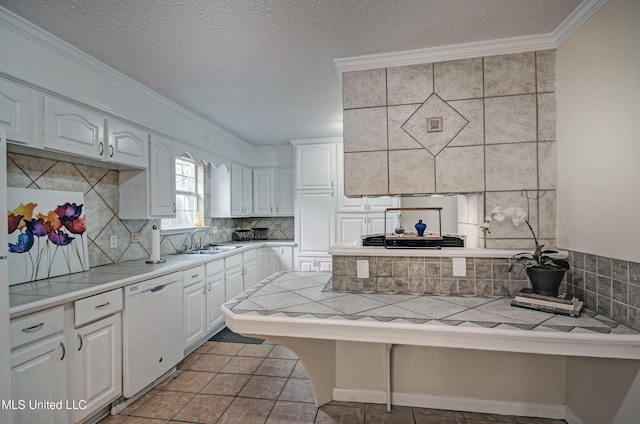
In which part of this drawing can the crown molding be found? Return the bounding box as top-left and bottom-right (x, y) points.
(334, 0), (608, 74)
(289, 137), (343, 146)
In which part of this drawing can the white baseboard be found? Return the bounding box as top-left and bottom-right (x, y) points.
(333, 388), (567, 420)
(564, 406), (588, 424)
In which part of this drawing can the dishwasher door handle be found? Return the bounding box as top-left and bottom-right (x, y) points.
(149, 284), (168, 293)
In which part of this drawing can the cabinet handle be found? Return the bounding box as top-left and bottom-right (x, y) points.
(60, 342), (66, 361)
(21, 322), (44, 332)
(192, 274), (199, 278)
(77, 334), (83, 351)
(208, 282), (212, 291)
(109, 144), (114, 157)
(202, 285), (206, 294)
(95, 302), (110, 309)
(98, 142), (104, 155)
(281, 248), (284, 255)
(270, 207), (273, 213)
(173, 202), (176, 213)
(276, 206), (279, 213)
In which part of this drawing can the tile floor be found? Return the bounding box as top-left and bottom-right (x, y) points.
(98, 339), (567, 424)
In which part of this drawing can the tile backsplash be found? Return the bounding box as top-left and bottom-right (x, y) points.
(566, 250), (640, 331)
(7, 152), (294, 268)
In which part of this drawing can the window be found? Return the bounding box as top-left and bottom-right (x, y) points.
(161, 155), (198, 228)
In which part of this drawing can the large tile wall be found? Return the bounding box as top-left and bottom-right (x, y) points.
(342, 51), (557, 250)
(566, 250), (640, 331)
(7, 152), (294, 269)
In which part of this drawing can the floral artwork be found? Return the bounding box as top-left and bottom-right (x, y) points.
(7, 188), (89, 285)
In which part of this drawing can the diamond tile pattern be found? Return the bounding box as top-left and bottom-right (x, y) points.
(228, 272), (639, 334)
(400, 93), (469, 156)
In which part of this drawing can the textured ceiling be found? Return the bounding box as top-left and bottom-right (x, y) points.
(0, 0), (582, 146)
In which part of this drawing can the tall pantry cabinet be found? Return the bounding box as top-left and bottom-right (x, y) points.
(291, 139), (339, 271)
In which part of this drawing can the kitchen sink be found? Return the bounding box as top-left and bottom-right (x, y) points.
(180, 244), (243, 255)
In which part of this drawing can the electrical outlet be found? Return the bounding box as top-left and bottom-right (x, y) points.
(110, 235), (117, 248)
(130, 232), (140, 243)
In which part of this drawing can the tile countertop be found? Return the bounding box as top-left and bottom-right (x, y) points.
(222, 271), (640, 360)
(8, 240), (295, 319)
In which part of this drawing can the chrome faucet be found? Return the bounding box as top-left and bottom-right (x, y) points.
(190, 228), (210, 250)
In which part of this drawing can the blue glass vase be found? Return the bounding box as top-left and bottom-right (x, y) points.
(415, 219), (426, 236)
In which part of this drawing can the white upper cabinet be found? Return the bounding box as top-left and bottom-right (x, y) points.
(275, 167), (295, 215)
(43, 96), (148, 169)
(230, 163), (253, 217)
(43, 96), (105, 160)
(149, 135), (176, 217)
(0, 78), (38, 146)
(119, 134), (176, 219)
(253, 167), (294, 216)
(106, 119), (149, 168)
(296, 143), (336, 190)
(253, 168), (274, 216)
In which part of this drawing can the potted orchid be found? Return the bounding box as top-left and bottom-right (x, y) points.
(481, 190), (570, 297)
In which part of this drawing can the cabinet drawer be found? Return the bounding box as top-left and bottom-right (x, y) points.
(10, 306), (64, 349)
(206, 259), (224, 276)
(183, 265), (205, 287)
(243, 248), (257, 261)
(225, 253), (243, 268)
(75, 288), (123, 327)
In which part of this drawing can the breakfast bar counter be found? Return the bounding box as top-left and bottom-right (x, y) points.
(222, 271), (640, 421)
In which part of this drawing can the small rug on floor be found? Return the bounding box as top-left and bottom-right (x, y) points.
(209, 327), (264, 344)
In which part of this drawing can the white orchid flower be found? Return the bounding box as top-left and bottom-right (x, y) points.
(510, 207), (527, 226)
(491, 207), (505, 221)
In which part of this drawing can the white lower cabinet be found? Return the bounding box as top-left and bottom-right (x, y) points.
(183, 266), (207, 349)
(10, 306), (69, 424)
(72, 289), (123, 423)
(259, 246), (293, 280)
(337, 212), (398, 242)
(71, 313), (122, 423)
(225, 249), (258, 300)
(205, 260), (225, 333)
(297, 258), (332, 272)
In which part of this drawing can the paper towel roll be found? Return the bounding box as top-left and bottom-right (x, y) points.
(150, 225), (160, 262)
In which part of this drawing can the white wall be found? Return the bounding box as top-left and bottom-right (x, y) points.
(556, 0), (640, 262)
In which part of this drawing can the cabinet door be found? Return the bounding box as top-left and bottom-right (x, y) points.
(72, 314), (122, 423)
(183, 283), (206, 349)
(230, 164), (244, 216)
(275, 168), (295, 215)
(206, 273), (225, 333)
(150, 135), (176, 217)
(368, 196), (400, 211)
(337, 214), (368, 242)
(317, 258), (332, 272)
(107, 119), (148, 168)
(242, 166), (253, 215)
(243, 259), (257, 291)
(273, 246), (293, 271)
(369, 213), (397, 235)
(253, 168), (275, 215)
(0, 78), (37, 145)
(43, 96), (105, 160)
(225, 266), (244, 301)
(298, 190), (335, 255)
(11, 335), (68, 424)
(296, 144), (335, 190)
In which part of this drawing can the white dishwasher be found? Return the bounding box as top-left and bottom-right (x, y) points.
(122, 271), (183, 398)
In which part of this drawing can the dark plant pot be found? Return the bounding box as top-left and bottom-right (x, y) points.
(526, 267), (567, 297)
